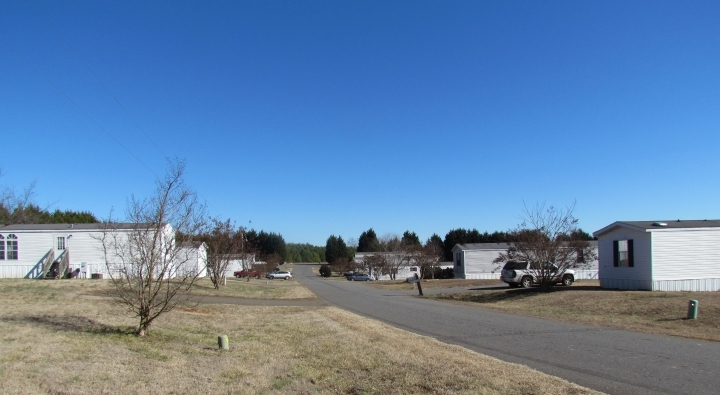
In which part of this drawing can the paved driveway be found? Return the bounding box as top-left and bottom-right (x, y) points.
(295, 264), (719, 395)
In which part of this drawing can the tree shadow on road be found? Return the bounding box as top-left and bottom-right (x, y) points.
(435, 284), (621, 304)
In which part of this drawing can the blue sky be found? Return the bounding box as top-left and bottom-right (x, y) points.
(1, 1), (719, 245)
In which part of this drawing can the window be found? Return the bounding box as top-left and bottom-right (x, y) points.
(6, 234), (18, 260)
(576, 249), (584, 263)
(0, 235), (4, 260)
(613, 239), (634, 267)
(57, 237), (66, 251)
(455, 252), (462, 266)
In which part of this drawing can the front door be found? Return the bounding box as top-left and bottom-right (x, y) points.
(53, 234), (67, 258)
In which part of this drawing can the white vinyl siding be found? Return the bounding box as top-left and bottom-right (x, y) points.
(651, 229), (720, 281)
(0, 229), (126, 278)
(598, 228), (652, 290)
(460, 249), (503, 279)
(597, 224), (720, 291)
(453, 243), (599, 280)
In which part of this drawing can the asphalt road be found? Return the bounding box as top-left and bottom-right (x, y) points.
(294, 264), (719, 395)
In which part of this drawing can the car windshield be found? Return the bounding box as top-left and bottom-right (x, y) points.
(503, 261), (527, 270)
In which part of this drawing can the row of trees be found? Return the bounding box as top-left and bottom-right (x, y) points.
(1, 170), (99, 224)
(324, 216), (594, 281)
(324, 229), (446, 280)
(286, 243), (326, 263)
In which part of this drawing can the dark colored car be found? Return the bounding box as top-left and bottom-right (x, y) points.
(234, 270), (261, 278)
(346, 273), (373, 281)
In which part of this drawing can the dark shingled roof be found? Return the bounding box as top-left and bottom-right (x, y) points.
(453, 241), (597, 251)
(0, 223), (146, 231)
(620, 220), (720, 229)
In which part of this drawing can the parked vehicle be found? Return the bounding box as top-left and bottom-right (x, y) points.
(500, 261), (574, 288)
(346, 273), (373, 281)
(267, 271), (293, 280)
(234, 270), (261, 278)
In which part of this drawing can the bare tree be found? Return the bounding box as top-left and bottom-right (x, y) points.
(259, 253), (281, 274)
(237, 228), (258, 280)
(378, 234), (407, 280)
(417, 239), (443, 279)
(493, 202), (596, 290)
(205, 218), (243, 289)
(361, 253), (387, 281)
(331, 257), (357, 276)
(98, 160), (207, 336)
(0, 170), (42, 224)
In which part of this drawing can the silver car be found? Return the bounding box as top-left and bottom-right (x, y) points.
(267, 271), (293, 280)
(346, 273), (373, 281)
(500, 261), (574, 288)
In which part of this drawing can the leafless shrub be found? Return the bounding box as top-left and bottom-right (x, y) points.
(205, 219), (243, 289)
(97, 160), (207, 336)
(494, 202), (596, 290)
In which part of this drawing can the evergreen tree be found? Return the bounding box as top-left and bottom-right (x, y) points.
(401, 230), (421, 248)
(358, 228), (380, 252)
(325, 235), (348, 264)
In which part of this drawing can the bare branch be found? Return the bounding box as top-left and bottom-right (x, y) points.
(96, 159), (208, 336)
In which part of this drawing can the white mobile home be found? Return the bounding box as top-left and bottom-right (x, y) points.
(452, 242), (599, 280)
(177, 241), (208, 277)
(353, 252), (421, 280)
(224, 254), (257, 278)
(0, 223), (181, 279)
(593, 220), (720, 291)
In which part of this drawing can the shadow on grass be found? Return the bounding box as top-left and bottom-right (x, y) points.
(436, 285), (621, 304)
(657, 317), (692, 322)
(7, 314), (135, 336)
(467, 286), (508, 291)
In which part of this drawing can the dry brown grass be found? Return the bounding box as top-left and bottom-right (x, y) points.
(369, 278), (503, 290)
(0, 279), (601, 394)
(191, 276), (315, 299)
(431, 282), (720, 342)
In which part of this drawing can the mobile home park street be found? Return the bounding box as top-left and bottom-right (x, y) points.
(294, 265), (719, 395)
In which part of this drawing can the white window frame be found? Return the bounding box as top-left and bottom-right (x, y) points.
(6, 234), (18, 260)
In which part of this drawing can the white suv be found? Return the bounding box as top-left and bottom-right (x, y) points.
(500, 261), (574, 288)
(267, 271), (293, 280)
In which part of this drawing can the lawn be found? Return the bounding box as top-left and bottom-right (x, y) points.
(191, 276), (315, 299)
(430, 281), (720, 342)
(0, 279), (600, 394)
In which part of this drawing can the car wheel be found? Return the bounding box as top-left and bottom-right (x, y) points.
(521, 276), (533, 288)
(351, 278), (354, 281)
(508, 283), (519, 288)
(284, 276), (289, 280)
(255, 275), (259, 279)
(562, 275), (574, 286)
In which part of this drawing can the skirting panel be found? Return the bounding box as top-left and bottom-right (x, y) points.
(0, 265), (38, 278)
(600, 278), (652, 290)
(463, 273), (501, 280)
(652, 278), (720, 292)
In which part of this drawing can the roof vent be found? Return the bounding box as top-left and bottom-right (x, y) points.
(652, 222), (667, 227)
